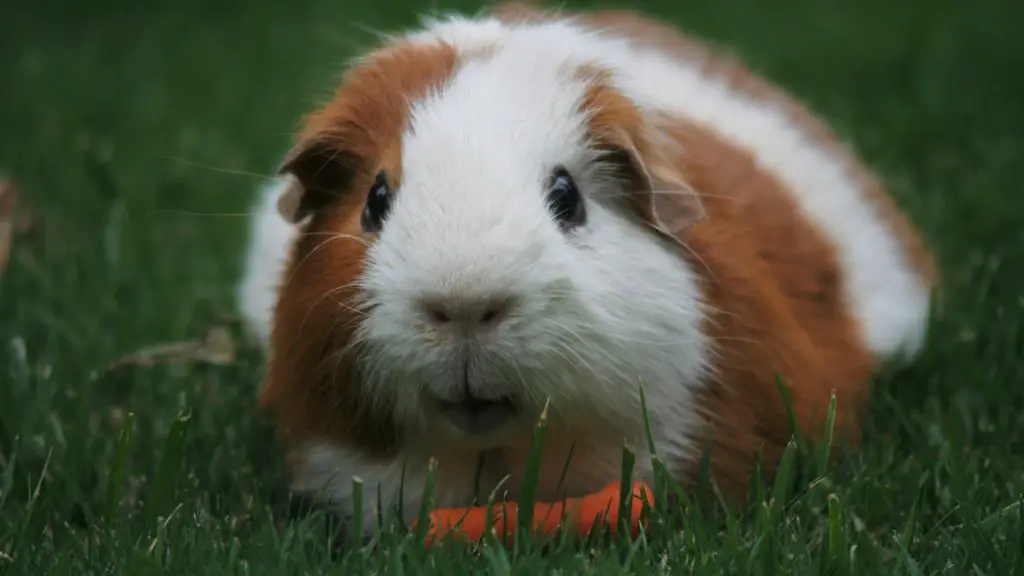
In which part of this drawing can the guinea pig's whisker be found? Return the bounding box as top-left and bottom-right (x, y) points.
(537, 325), (600, 381)
(538, 321), (644, 390)
(666, 234), (720, 282)
(549, 321), (590, 352)
(329, 293), (372, 318)
(159, 155), (279, 182)
(354, 336), (386, 367)
(303, 231), (372, 248)
(590, 188), (736, 203)
(283, 233), (370, 289)
(603, 331), (704, 347)
(293, 284), (362, 342)
(344, 337), (384, 376)
(551, 341), (591, 377)
(147, 209), (263, 219)
(494, 347), (531, 393)
(321, 147), (363, 170)
(317, 342), (391, 414)
(319, 309), (365, 347)
(709, 334), (771, 357)
(291, 299), (370, 371)
(347, 20), (399, 44)
(310, 341), (355, 385)
(650, 189), (737, 202)
(548, 338), (629, 407)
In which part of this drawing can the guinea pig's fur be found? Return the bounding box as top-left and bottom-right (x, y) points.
(237, 2), (937, 526)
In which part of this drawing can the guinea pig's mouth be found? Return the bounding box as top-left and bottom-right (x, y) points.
(436, 396), (518, 436)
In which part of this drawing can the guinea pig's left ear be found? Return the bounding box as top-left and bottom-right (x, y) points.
(600, 128), (707, 241)
(275, 177), (304, 224)
(275, 137), (361, 224)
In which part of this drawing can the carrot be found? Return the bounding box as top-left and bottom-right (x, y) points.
(420, 480), (653, 547)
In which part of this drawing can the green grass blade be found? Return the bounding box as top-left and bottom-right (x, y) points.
(102, 411), (135, 525)
(638, 379), (657, 458)
(145, 411), (190, 529)
(349, 476), (365, 551)
(816, 391), (838, 476)
(413, 458), (437, 544)
(820, 493), (849, 576)
(617, 442), (636, 539)
(775, 374), (804, 449)
(516, 399), (550, 551)
(769, 440), (797, 528)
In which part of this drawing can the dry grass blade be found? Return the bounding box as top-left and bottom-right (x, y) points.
(0, 178), (36, 278)
(107, 326), (238, 369)
(0, 179), (18, 276)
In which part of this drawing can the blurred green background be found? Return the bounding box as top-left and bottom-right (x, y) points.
(1, 0), (1022, 573)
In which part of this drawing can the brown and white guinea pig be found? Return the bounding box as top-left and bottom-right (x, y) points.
(237, 3), (937, 526)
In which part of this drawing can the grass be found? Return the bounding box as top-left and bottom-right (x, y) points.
(1, 0), (1023, 572)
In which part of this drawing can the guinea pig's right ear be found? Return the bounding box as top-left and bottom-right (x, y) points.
(275, 137), (361, 224)
(598, 127), (707, 242)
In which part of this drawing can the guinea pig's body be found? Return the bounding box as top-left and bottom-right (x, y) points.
(237, 3), (936, 526)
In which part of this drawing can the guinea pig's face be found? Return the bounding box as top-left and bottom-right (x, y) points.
(357, 59), (598, 444)
(271, 36), (709, 454)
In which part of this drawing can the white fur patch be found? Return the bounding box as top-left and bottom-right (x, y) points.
(236, 176), (299, 350)
(236, 11), (933, 519)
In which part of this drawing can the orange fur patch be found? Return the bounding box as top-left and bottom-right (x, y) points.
(668, 118), (875, 499)
(261, 41), (460, 460)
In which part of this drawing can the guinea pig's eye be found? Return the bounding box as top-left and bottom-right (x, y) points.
(361, 170), (392, 233)
(546, 167), (586, 230)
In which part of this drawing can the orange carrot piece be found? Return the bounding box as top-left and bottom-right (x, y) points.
(421, 480), (653, 547)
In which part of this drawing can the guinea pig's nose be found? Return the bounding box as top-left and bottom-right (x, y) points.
(422, 295), (513, 332)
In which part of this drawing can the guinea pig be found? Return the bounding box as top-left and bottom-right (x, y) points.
(236, 2), (937, 528)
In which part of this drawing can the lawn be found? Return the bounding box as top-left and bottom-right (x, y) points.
(1, 0), (1023, 573)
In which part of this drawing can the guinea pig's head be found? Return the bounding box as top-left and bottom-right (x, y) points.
(261, 34), (710, 460)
